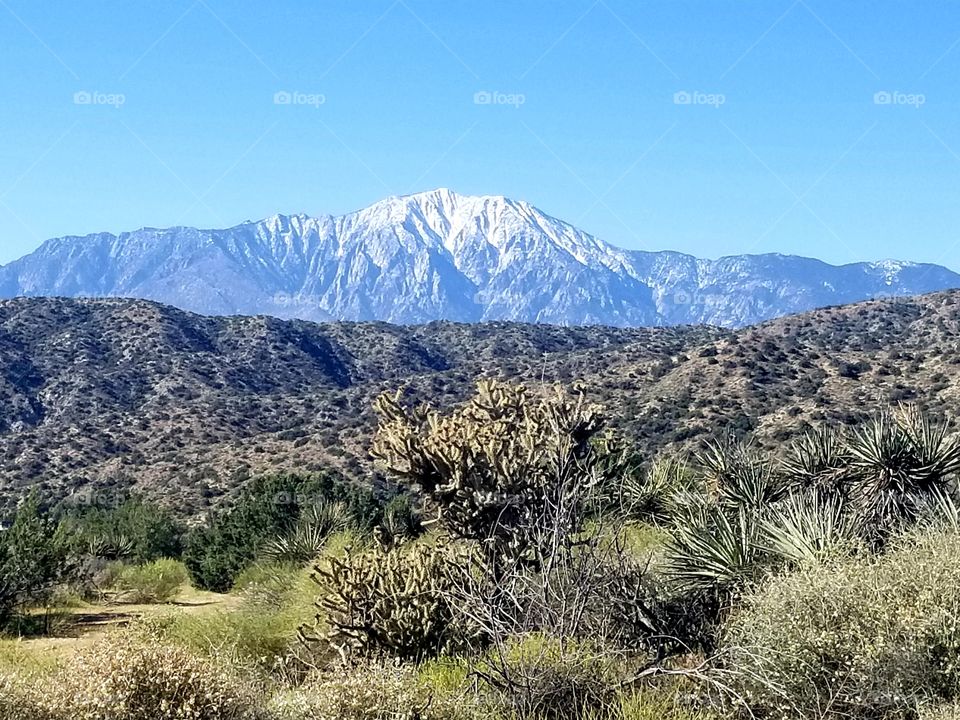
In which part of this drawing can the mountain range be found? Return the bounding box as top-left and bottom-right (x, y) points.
(1, 188), (958, 328)
(1, 291), (959, 515)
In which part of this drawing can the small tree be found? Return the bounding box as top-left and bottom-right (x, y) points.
(0, 492), (67, 627)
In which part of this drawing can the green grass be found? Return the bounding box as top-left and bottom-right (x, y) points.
(139, 533), (365, 672)
(144, 565), (316, 671)
(585, 688), (717, 720)
(0, 639), (60, 677)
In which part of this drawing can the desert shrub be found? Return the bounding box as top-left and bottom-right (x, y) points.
(456, 515), (665, 656)
(724, 527), (960, 719)
(24, 635), (263, 720)
(267, 661), (482, 720)
(0, 671), (51, 720)
(304, 540), (473, 662)
(183, 472), (382, 592)
(474, 634), (623, 720)
(922, 702), (960, 720)
(59, 496), (184, 563)
(114, 559), (188, 603)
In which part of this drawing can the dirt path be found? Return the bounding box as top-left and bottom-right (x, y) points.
(2, 587), (237, 664)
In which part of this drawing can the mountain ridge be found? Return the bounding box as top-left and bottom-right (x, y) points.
(2, 188), (958, 328)
(1, 291), (960, 515)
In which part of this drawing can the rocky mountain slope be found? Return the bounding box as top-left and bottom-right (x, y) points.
(2, 189), (957, 328)
(0, 297), (719, 514)
(1, 293), (960, 516)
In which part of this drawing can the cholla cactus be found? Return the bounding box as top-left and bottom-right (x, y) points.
(371, 380), (610, 561)
(304, 542), (472, 662)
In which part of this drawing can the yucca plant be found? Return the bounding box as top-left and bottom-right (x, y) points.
(262, 500), (352, 564)
(663, 488), (713, 528)
(761, 491), (861, 566)
(697, 435), (747, 488)
(780, 425), (851, 492)
(617, 456), (693, 522)
(86, 531), (135, 561)
(916, 484), (960, 532)
(846, 406), (960, 533)
(664, 506), (766, 597)
(699, 437), (788, 510)
(376, 495), (423, 547)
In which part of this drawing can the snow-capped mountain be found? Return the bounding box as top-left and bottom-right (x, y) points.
(1, 188), (957, 328)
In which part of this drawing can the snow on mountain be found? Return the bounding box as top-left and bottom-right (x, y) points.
(1, 189), (957, 328)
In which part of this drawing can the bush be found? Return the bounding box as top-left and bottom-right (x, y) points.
(0, 672), (49, 720)
(115, 559), (189, 603)
(724, 527), (960, 718)
(474, 634), (622, 720)
(922, 703), (960, 720)
(268, 661), (482, 720)
(0, 492), (68, 626)
(183, 473), (382, 592)
(59, 496), (184, 563)
(20, 635), (263, 720)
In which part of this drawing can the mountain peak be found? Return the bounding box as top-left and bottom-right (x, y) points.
(1, 191), (958, 328)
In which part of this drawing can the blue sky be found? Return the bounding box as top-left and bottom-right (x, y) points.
(1, 1), (960, 268)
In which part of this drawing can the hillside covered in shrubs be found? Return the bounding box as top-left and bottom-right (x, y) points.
(3, 379), (960, 719)
(4, 290), (960, 516)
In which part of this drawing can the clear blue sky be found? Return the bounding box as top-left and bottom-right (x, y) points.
(1, 0), (959, 268)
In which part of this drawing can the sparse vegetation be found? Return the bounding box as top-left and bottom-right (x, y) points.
(5, 294), (960, 718)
